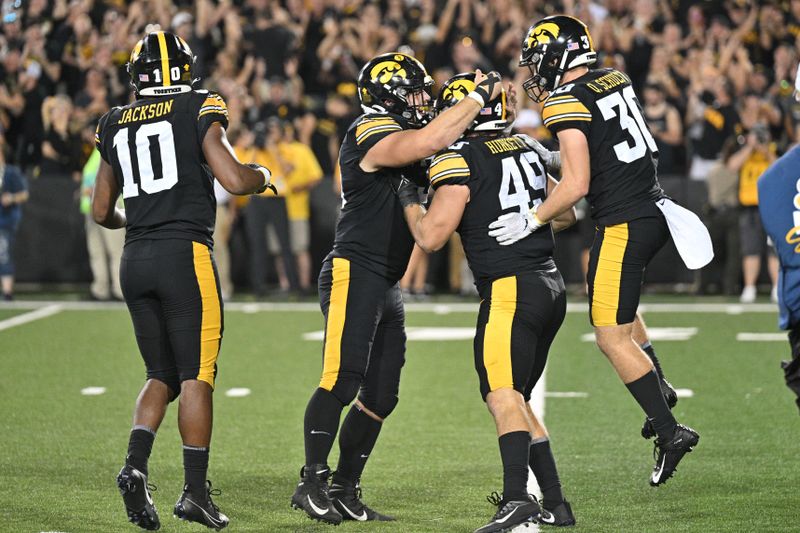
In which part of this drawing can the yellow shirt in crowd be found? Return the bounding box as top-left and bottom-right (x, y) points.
(738, 146), (775, 207)
(279, 141), (323, 221)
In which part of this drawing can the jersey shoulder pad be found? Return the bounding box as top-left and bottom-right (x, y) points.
(352, 112), (405, 146)
(428, 146), (471, 188)
(196, 91), (228, 120)
(541, 83), (592, 130)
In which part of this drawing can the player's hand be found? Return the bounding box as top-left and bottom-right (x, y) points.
(393, 177), (423, 208)
(247, 163), (277, 194)
(515, 134), (561, 173)
(470, 69), (502, 108)
(488, 207), (545, 246)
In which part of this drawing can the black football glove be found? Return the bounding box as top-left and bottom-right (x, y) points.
(393, 177), (422, 208)
(247, 163), (277, 194)
(469, 71), (502, 108)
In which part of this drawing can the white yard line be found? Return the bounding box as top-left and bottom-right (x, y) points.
(736, 332), (787, 342)
(0, 304), (62, 332)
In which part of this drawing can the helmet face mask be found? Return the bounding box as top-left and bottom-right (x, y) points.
(434, 72), (508, 134)
(358, 53), (434, 127)
(519, 15), (597, 103)
(127, 31), (197, 97)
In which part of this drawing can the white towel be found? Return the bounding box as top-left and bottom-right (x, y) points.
(655, 198), (714, 270)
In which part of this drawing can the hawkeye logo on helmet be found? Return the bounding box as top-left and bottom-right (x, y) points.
(370, 61), (406, 85)
(526, 22), (560, 49)
(442, 79), (475, 102)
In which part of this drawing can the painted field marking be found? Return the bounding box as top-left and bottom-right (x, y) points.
(0, 304), (62, 332)
(737, 332), (786, 342)
(546, 391), (589, 398)
(80, 387), (106, 396)
(225, 388), (251, 398)
(675, 388), (694, 398)
(581, 327), (698, 343)
(303, 327), (477, 342)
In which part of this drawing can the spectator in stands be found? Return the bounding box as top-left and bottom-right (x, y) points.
(401, 245), (430, 299)
(728, 125), (778, 303)
(643, 82), (683, 175)
(0, 134), (28, 300)
(39, 95), (81, 180)
(279, 121), (322, 292)
(687, 77), (740, 181)
(81, 148), (123, 301)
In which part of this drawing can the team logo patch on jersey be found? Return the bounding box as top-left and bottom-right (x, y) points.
(526, 22), (560, 49)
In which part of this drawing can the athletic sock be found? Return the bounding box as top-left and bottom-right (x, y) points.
(529, 437), (564, 510)
(183, 445), (209, 497)
(333, 405), (383, 485)
(641, 341), (665, 381)
(304, 387), (346, 467)
(499, 431), (531, 502)
(126, 426), (156, 476)
(626, 370), (678, 441)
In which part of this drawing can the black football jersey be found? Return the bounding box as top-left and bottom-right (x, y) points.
(95, 90), (229, 246)
(331, 112), (417, 282)
(542, 68), (663, 225)
(429, 135), (555, 295)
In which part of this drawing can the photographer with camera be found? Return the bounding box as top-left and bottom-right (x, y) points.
(727, 117), (778, 303)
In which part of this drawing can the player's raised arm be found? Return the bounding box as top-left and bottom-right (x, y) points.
(359, 68), (502, 172)
(202, 122), (275, 195)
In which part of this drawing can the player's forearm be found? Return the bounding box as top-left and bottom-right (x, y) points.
(95, 207), (126, 229)
(403, 204), (448, 253)
(423, 97), (483, 154)
(551, 206), (578, 233)
(536, 177), (587, 224)
(229, 164), (270, 195)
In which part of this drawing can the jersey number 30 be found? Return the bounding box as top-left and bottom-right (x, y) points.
(597, 86), (657, 163)
(499, 151), (546, 213)
(112, 121), (179, 199)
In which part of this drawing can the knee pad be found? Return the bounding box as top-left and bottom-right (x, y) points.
(359, 391), (399, 419)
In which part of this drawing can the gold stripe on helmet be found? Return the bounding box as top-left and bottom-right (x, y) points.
(156, 31), (171, 87)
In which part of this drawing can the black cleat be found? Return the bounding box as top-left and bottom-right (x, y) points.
(642, 379), (679, 439)
(540, 500), (576, 527)
(650, 424), (700, 486)
(117, 465), (160, 531)
(174, 480), (229, 530)
(290, 465), (343, 525)
(330, 477), (394, 521)
(474, 492), (542, 533)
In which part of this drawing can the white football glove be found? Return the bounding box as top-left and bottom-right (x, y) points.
(515, 134), (561, 173)
(488, 206), (545, 246)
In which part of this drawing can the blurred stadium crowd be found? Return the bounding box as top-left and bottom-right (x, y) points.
(1, 0), (798, 301)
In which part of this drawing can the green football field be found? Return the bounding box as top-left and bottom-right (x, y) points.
(1, 299), (798, 533)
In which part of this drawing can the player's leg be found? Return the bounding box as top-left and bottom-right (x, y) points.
(521, 282), (575, 527)
(331, 283), (406, 521)
(473, 277), (543, 533)
(160, 240), (228, 529)
(293, 258), (385, 524)
(117, 241), (178, 531)
(634, 313), (678, 440)
(589, 218), (698, 486)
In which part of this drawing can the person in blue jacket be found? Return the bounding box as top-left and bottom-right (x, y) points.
(0, 134), (29, 301)
(757, 143), (800, 413)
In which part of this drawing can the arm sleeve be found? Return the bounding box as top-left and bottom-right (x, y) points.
(542, 92), (592, 138)
(197, 92), (230, 142)
(354, 114), (404, 152)
(428, 150), (471, 191)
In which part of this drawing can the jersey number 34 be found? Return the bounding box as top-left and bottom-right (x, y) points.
(112, 120), (179, 199)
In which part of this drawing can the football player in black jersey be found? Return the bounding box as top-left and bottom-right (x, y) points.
(291, 53), (504, 525)
(396, 73), (577, 532)
(92, 31), (274, 531)
(488, 15), (699, 486)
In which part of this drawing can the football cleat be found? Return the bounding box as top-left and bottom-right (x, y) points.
(173, 480), (229, 530)
(116, 465), (160, 531)
(642, 378), (679, 439)
(290, 464), (343, 525)
(650, 424), (700, 486)
(329, 477), (394, 521)
(540, 500), (576, 527)
(474, 492), (542, 533)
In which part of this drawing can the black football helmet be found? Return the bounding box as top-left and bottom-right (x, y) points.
(520, 15), (597, 102)
(127, 31), (197, 97)
(434, 72), (508, 133)
(357, 52), (433, 127)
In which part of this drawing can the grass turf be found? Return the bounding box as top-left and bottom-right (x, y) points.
(0, 304), (797, 532)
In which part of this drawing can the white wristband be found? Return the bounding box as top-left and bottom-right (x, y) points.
(467, 91), (486, 108)
(257, 166), (271, 187)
